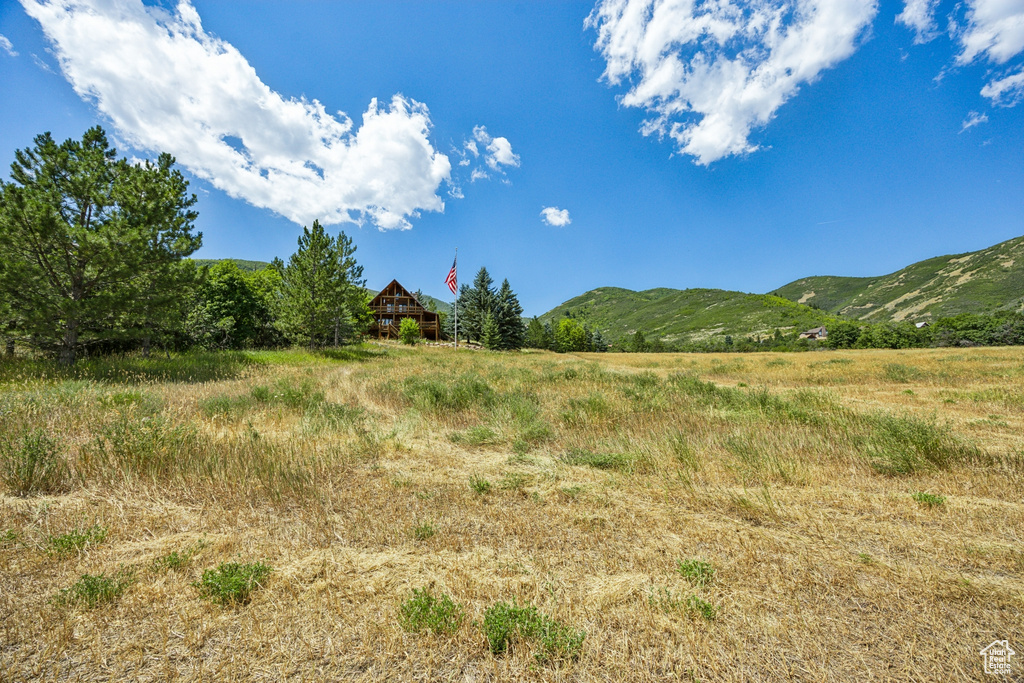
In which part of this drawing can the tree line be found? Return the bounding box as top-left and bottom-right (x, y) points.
(0, 128), (372, 364)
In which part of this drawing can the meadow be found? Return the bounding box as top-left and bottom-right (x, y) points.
(1, 345), (1022, 681)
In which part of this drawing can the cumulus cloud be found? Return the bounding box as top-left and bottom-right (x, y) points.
(22, 0), (452, 231)
(960, 110), (989, 131)
(0, 34), (18, 57)
(955, 0), (1024, 66)
(540, 206), (571, 227)
(896, 0), (940, 43)
(473, 126), (520, 171)
(587, 0), (878, 165)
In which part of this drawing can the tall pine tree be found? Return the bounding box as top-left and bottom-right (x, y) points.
(461, 267), (495, 343)
(0, 127), (200, 364)
(275, 220), (337, 350)
(493, 279), (525, 350)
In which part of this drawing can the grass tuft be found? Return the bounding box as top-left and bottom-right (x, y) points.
(193, 561), (272, 606)
(48, 524), (107, 556)
(0, 430), (71, 496)
(399, 588), (464, 634)
(677, 559), (715, 587)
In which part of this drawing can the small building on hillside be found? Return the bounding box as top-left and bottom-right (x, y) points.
(368, 279), (441, 341)
(799, 326), (828, 340)
(914, 321), (930, 329)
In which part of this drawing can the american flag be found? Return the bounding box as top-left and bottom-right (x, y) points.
(445, 255), (457, 295)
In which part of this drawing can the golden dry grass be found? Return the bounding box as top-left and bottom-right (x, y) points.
(1, 345), (1023, 681)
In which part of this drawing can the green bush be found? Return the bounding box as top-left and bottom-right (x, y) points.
(0, 430), (71, 496)
(399, 588), (464, 634)
(193, 561), (272, 606)
(399, 318), (421, 345)
(482, 600), (585, 661)
(55, 568), (136, 609)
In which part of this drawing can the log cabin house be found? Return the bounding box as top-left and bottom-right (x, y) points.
(368, 279), (442, 340)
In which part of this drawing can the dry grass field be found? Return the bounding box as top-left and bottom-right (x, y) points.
(1, 345), (1022, 681)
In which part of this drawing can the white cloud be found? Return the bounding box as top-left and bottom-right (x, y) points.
(587, 0), (878, 165)
(960, 110), (989, 131)
(472, 126), (520, 171)
(540, 206), (571, 227)
(22, 0), (452, 231)
(0, 34), (18, 57)
(896, 0), (940, 43)
(950, 0), (1024, 106)
(955, 0), (1024, 66)
(470, 168), (489, 182)
(981, 67), (1024, 104)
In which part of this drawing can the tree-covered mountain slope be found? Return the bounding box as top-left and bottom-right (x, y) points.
(541, 287), (840, 344)
(771, 235), (1024, 322)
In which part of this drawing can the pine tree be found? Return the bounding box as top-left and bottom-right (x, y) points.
(275, 220), (337, 350)
(329, 231), (370, 346)
(480, 312), (501, 350)
(0, 127), (200, 364)
(493, 279), (525, 350)
(525, 317), (548, 349)
(462, 267), (495, 343)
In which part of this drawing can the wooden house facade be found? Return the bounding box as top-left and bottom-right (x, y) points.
(368, 280), (442, 340)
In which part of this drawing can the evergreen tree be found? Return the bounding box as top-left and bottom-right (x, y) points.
(275, 220), (338, 350)
(526, 317), (549, 349)
(443, 283), (472, 342)
(493, 279), (525, 350)
(462, 267), (495, 343)
(329, 231), (370, 346)
(0, 127), (200, 364)
(480, 312), (501, 350)
(591, 330), (609, 352)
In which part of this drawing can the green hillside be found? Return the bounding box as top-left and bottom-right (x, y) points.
(190, 258), (271, 272)
(771, 235), (1024, 322)
(541, 287), (839, 345)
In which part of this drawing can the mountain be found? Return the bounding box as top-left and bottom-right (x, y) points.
(541, 288), (839, 345)
(770, 235), (1024, 322)
(190, 258), (271, 272)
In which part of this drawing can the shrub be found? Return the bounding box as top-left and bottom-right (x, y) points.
(677, 559), (715, 587)
(482, 600), (585, 661)
(48, 524), (107, 556)
(193, 561), (272, 606)
(0, 430), (71, 496)
(55, 568), (136, 609)
(399, 318), (421, 345)
(399, 588), (464, 634)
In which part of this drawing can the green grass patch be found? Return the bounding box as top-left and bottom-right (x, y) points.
(911, 491), (947, 507)
(399, 588), (464, 634)
(469, 474), (492, 494)
(54, 568), (136, 609)
(1, 430), (71, 496)
(411, 522), (436, 541)
(677, 559), (715, 587)
(450, 425), (501, 446)
(193, 561), (272, 606)
(862, 413), (981, 475)
(482, 600), (585, 661)
(48, 524), (107, 556)
(560, 448), (637, 472)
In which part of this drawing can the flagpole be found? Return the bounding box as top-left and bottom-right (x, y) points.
(454, 248), (458, 351)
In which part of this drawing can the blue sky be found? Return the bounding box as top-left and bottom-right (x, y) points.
(1, 0), (1022, 316)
